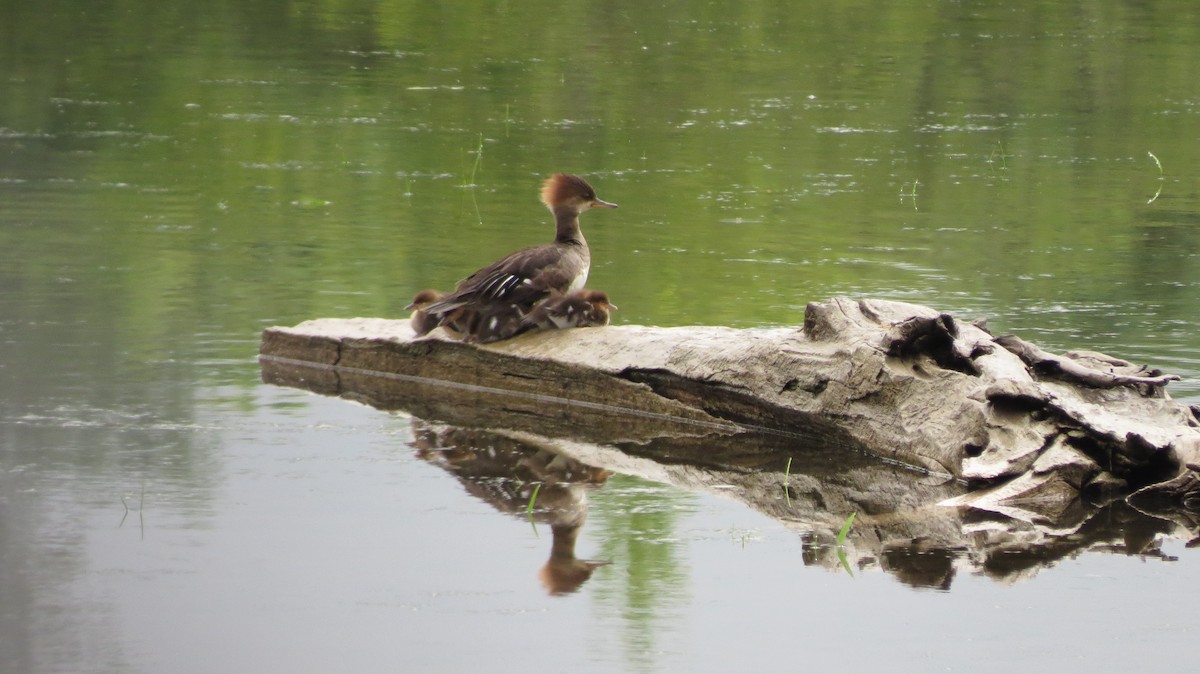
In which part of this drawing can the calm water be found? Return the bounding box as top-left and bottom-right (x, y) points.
(3, 1), (1200, 672)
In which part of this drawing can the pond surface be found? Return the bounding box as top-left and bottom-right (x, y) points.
(3, 1), (1200, 672)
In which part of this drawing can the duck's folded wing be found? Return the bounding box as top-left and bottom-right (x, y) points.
(425, 268), (545, 315)
(424, 243), (582, 316)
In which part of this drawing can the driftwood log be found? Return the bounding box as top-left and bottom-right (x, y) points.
(259, 297), (1200, 579)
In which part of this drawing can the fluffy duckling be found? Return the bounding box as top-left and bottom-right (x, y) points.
(522, 289), (617, 332)
(404, 289), (445, 336)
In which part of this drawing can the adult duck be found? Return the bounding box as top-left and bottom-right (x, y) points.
(423, 173), (617, 334)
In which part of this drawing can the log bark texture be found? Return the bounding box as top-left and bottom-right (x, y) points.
(259, 297), (1200, 514)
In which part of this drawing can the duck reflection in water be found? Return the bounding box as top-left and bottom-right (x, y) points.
(410, 419), (611, 595)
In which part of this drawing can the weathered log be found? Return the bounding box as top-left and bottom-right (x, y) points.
(258, 297), (1200, 516)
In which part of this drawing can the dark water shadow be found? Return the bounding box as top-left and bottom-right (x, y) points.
(262, 356), (1197, 590)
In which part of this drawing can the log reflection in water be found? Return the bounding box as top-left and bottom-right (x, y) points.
(264, 356), (1196, 590)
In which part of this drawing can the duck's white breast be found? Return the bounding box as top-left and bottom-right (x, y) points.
(568, 264), (589, 292)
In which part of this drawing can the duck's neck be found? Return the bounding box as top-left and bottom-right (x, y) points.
(553, 207), (586, 246)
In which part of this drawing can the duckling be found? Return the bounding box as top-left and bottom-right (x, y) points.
(465, 303), (530, 344)
(522, 289), (617, 332)
(404, 289), (445, 337)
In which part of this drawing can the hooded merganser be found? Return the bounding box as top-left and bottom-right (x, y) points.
(522, 289), (617, 331)
(423, 173), (617, 334)
(405, 289), (445, 336)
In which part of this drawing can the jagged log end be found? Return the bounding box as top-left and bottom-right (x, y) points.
(260, 324), (343, 365)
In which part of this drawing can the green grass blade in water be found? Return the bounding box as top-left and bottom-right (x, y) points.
(836, 512), (857, 546)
